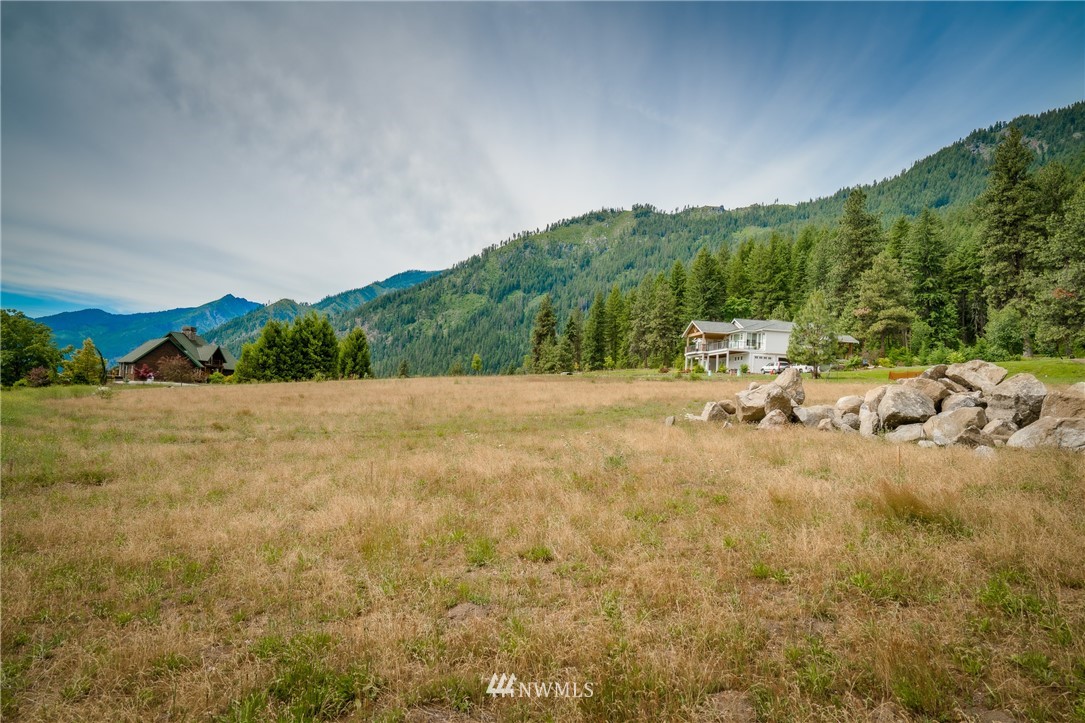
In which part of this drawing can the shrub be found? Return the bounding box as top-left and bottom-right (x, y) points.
(207, 371), (227, 384)
(26, 367), (52, 387)
(12, 378), (28, 389)
(740, 364), (749, 374)
(156, 355), (205, 384)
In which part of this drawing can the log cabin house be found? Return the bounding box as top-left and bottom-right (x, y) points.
(116, 326), (236, 381)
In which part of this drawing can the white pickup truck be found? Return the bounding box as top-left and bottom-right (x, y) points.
(759, 359), (790, 374)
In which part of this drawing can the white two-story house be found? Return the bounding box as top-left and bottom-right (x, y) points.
(682, 318), (858, 373)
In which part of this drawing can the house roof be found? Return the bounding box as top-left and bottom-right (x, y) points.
(117, 331), (237, 371)
(838, 333), (860, 345)
(683, 320), (738, 336)
(732, 319), (795, 333)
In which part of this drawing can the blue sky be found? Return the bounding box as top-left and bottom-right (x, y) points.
(2, 2), (1082, 317)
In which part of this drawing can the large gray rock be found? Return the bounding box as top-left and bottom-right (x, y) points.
(945, 360), (1008, 393)
(794, 404), (835, 428)
(864, 385), (890, 411)
(920, 364), (948, 380)
(764, 387), (794, 420)
(923, 407), (988, 447)
(985, 373), (1046, 427)
(836, 411), (861, 430)
(901, 377), (951, 408)
(1040, 382), (1085, 419)
(817, 418), (835, 432)
(735, 368), (806, 423)
(835, 395), (863, 416)
(942, 391), (985, 413)
(878, 386), (937, 430)
(1006, 417), (1085, 452)
(718, 399), (737, 415)
(859, 403), (881, 437)
(982, 418), (1018, 445)
(758, 409), (791, 430)
(702, 401), (732, 422)
(885, 423), (925, 444)
(936, 377), (969, 395)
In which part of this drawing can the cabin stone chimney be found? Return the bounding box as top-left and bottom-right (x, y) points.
(182, 326), (197, 341)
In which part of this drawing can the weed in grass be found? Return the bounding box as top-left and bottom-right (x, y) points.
(785, 636), (838, 699)
(1011, 651), (1056, 684)
(871, 480), (969, 537)
(411, 674), (482, 714)
(519, 545), (555, 563)
(751, 561), (791, 584)
(465, 536), (497, 567)
(978, 571), (1045, 618)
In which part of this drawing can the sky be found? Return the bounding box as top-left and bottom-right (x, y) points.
(2, 2), (1083, 318)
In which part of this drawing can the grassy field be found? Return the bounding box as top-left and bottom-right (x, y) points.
(2, 375), (1084, 721)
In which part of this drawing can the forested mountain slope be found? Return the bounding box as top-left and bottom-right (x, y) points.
(207, 270), (439, 355)
(337, 103), (1085, 376)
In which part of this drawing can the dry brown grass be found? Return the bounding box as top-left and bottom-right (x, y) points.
(2, 375), (1084, 721)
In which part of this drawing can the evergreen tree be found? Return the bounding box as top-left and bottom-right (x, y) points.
(627, 274), (656, 366)
(902, 208), (955, 342)
(829, 188), (883, 309)
(564, 308), (583, 370)
(749, 233), (792, 318)
(885, 216), (911, 261)
(853, 252), (915, 357)
(555, 335), (575, 373)
(397, 360), (410, 378)
(604, 285), (630, 367)
(647, 272), (678, 365)
(979, 126), (1036, 312)
(727, 240), (754, 310)
(530, 295), (557, 367)
(687, 247), (726, 320)
(786, 290), (839, 379)
(472, 352), (483, 374)
(1, 309), (65, 386)
(337, 327), (372, 379)
(291, 312), (339, 380)
(669, 260), (688, 321)
(583, 292), (608, 371)
(1030, 178), (1085, 356)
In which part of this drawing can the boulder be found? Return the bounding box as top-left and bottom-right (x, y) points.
(920, 364), (948, 380)
(718, 400), (737, 415)
(936, 377), (969, 395)
(764, 387), (794, 420)
(942, 391), (984, 413)
(835, 412), (860, 431)
(859, 403), (881, 437)
(973, 446), (997, 460)
(878, 386), (937, 430)
(773, 367), (806, 405)
(735, 388), (768, 423)
(901, 377), (950, 408)
(794, 404), (836, 428)
(1006, 417), (1085, 452)
(702, 401), (732, 422)
(917, 440), (938, 449)
(864, 385), (890, 411)
(664, 416), (675, 427)
(922, 407), (988, 447)
(985, 373), (1046, 427)
(835, 395), (863, 416)
(816, 418), (835, 432)
(945, 359), (1008, 393)
(954, 426), (996, 448)
(1039, 382), (1085, 419)
(757, 409), (790, 430)
(982, 418), (1017, 445)
(885, 423), (925, 444)
(747, 382), (761, 391)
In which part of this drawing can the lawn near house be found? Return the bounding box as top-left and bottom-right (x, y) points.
(1, 374), (1083, 721)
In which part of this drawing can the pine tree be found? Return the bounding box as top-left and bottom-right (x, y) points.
(583, 292), (608, 371)
(563, 308), (583, 370)
(829, 188), (884, 310)
(337, 327), (372, 379)
(627, 275), (656, 367)
(530, 295), (557, 367)
(1030, 178), (1085, 356)
(604, 285), (629, 367)
(687, 247), (725, 320)
(291, 312), (339, 380)
(647, 273), (678, 365)
(853, 252), (915, 357)
(902, 208), (955, 342)
(885, 216), (911, 261)
(979, 126), (1036, 312)
(786, 290), (838, 379)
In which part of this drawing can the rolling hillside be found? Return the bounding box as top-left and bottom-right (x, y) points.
(334, 103), (1085, 376)
(36, 294), (261, 362)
